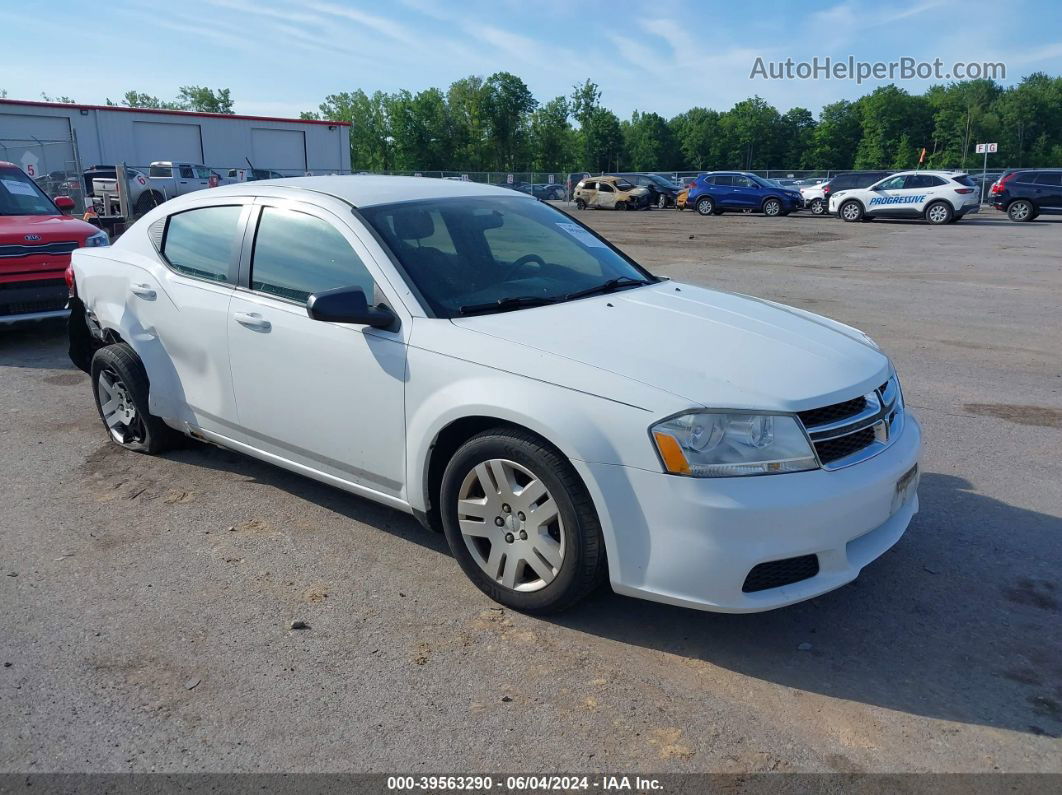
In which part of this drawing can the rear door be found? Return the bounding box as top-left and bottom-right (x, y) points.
(1033, 172), (1062, 211)
(225, 199), (408, 498)
(133, 199), (250, 431)
(708, 175), (736, 207)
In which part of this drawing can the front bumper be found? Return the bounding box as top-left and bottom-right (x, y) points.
(0, 279), (70, 325)
(575, 413), (922, 613)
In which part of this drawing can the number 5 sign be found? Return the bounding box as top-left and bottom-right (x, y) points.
(20, 151), (40, 178)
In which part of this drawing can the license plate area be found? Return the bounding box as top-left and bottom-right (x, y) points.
(892, 463), (919, 514)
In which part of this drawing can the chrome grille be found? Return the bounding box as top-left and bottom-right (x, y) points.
(799, 376), (904, 470)
(0, 241), (80, 258)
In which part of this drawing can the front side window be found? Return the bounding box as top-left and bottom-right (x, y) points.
(361, 196), (654, 318)
(0, 167), (60, 216)
(250, 207), (374, 304)
(195, 166), (212, 179)
(162, 205), (243, 283)
(731, 176), (755, 188)
(598, 183), (615, 193)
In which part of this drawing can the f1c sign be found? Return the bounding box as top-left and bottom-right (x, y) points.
(975, 142), (998, 154)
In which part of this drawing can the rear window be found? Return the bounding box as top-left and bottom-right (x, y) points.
(953, 175), (977, 187)
(149, 165), (172, 178)
(162, 205), (243, 283)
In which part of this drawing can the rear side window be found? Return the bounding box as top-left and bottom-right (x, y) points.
(831, 176), (854, 189)
(250, 207), (374, 304)
(1011, 171), (1035, 184)
(598, 183), (614, 193)
(711, 175), (732, 186)
(162, 205), (243, 283)
(953, 175), (977, 187)
(905, 174), (946, 188)
(1034, 172), (1062, 186)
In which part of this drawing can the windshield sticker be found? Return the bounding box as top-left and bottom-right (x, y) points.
(2, 179), (39, 197)
(556, 222), (606, 248)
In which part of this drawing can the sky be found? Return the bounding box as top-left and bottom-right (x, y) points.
(2, 0), (1060, 120)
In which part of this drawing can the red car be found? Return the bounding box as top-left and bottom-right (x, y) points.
(1, 161), (108, 325)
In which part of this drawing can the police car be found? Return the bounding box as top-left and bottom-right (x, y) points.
(829, 170), (981, 225)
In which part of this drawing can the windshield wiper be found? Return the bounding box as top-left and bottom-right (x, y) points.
(563, 276), (650, 302)
(457, 295), (560, 316)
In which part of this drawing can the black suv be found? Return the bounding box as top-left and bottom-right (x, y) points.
(610, 173), (682, 208)
(821, 171), (893, 206)
(990, 169), (1062, 221)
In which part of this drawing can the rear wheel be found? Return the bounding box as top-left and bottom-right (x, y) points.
(925, 201), (953, 225)
(810, 198), (825, 215)
(440, 429), (606, 614)
(839, 200), (863, 222)
(1007, 199), (1034, 222)
(696, 196), (715, 216)
(90, 343), (177, 454)
(657, 194), (668, 209)
(575, 198), (586, 210)
(134, 191), (163, 216)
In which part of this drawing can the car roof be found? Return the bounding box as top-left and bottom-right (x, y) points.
(205, 174), (527, 208)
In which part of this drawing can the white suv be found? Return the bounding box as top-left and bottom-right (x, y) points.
(829, 170), (981, 224)
(68, 176), (921, 614)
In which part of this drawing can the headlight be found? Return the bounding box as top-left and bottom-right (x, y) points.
(650, 411), (818, 477)
(84, 230), (109, 247)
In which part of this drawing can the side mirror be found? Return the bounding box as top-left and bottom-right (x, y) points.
(55, 196), (75, 212)
(306, 286), (398, 330)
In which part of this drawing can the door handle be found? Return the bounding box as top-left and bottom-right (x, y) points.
(233, 311), (271, 331)
(130, 284), (156, 299)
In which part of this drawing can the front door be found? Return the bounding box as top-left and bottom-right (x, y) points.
(594, 182), (617, 209)
(226, 200), (408, 498)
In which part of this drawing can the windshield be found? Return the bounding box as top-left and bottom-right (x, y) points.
(0, 168), (58, 216)
(360, 196), (655, 318)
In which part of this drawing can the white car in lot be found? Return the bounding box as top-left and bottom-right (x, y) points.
(829, 170), (981, 224)
(799, 182), (828, 215)
(68, 176), (921, 614)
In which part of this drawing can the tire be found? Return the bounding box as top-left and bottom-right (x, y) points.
(695, 196), (715, 216)
(616, 201), (628, 211)
(839, 199), (863, 222)
(657, 194), (668, 209)
(575, 198), (586, 210)
(763, 198), (782, 217)
(925, 201), (953, 225)
(1007, 199), (1034, 222)
(90, 343), (177, 454)
(134, 191), (162, 216)
(810, 198), (825, 215)
(439, 428), (607, 614)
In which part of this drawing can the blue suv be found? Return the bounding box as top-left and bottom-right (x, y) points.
(687, 172), (804, 217)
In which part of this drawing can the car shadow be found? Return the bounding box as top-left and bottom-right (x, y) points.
(544, 471), (1062, 738)
(0, 318), (73, 371)
(153, 441), (1062, 738)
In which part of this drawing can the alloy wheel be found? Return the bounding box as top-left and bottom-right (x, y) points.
(927, 203), (950, 223)
(456, 458), (565, 593)
(97, 368), (144, 445)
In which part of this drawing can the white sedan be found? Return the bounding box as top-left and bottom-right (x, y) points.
(68, 176), (921, 614)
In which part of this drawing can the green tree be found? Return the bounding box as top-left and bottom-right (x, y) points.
(779, 107), (816, 168)
(807, 100), (860, 170)
(529, 96), (575, 171)
(107, 91), (183, 110)
(316, 90), (391, 170)
(41, 92), (76, 103)
(581, 107), (623, 172)
(446, 76), (488, 170)
(177, 86), (234, 114)
(853, 85), (931, 169)
(718, 96), (782, 169)
(670, 107), (722, 170)
(623, 111), (680, 171)
(482, 72), (537, 169)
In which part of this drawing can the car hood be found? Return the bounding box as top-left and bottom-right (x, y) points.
(449, 282), (890, 412)
(0, 214), (99, 244)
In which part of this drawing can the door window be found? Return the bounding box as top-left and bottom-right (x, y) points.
(162, 205), (243, 283)
(710, 175), (732, 186)
(250, 207), (375, 304)
(731, 176), (755, 188)
(195, 166), (213, 179)
(1034, 172), (1062, 186)
(598, 183), (614, 193)
(875, 176), (907, 190)
(179, 166), (195, 179)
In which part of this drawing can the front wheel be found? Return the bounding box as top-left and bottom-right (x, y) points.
(839, 200), (863, 222)
(657, 194), (668, 209)
(90, 343), (177, 454)
(763, 198), (782, 217)
(615, 201), (627, 211)
(925, 201), (953, 225)
(440, 429), (607, 614)
(575, 198), (586, 210)
(810, 198), (825, 215)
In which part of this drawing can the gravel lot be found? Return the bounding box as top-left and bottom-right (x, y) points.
(2, 207), (1060, 774)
